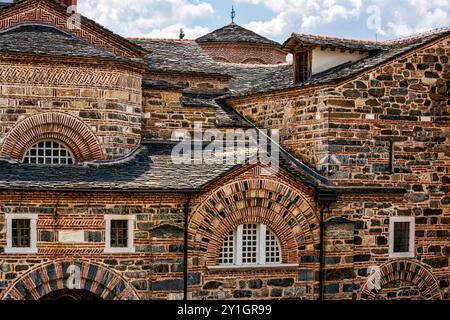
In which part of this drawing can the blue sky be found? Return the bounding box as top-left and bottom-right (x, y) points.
(72, 0), (449, 42)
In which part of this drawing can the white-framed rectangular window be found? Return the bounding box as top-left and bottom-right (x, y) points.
(389, 216), (415, 258)
(5, 214), (38, 254)
(104, 215), (136, 254)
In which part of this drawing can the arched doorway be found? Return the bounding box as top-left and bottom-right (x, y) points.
(41, 289), (101, 301)
(2, 260), (139, 300)
(359, 260), (442, 300)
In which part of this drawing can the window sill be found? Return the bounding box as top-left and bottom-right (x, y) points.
(207, 264), (298, 271)
(4, 247), (38, 254)
(389, 253), (415, 258)
(104, 247), (136, 254)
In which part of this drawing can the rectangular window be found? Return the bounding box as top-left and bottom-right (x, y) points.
(393, 221), (410, 253)
(219, 231), (235, 265)
(110, 220), (128, 248)
(5, 214), (38, 254)
(389, 217), (415, 258)
(12, 219), (30, 248)
(241, 224), (258, 264)
(294, 50), (311, 83)
(104, 215), (135, 253)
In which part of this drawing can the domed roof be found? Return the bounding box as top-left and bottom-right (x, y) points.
(196, 23), (280, 46)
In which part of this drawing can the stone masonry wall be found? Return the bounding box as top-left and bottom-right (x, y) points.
(188, 166), (322, 300)
(0, 191), (190, 300)
(0, 55), (143, 160)
(228, 35), (450, 300)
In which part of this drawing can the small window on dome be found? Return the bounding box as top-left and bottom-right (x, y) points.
(23, 140), (75, 165)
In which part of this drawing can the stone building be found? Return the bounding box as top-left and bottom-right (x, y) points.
(0, 0), (449, 300)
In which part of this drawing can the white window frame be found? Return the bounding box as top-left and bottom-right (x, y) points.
(22, 139), (75, 165)
(5, 214), (38, 254)
(221, 223), (280, 266)
(104, 215), (136, 254)
(389, 216), (415, 258)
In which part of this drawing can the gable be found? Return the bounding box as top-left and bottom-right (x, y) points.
(0, 0), (145, 58)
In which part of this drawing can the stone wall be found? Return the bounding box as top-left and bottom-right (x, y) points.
(188, 166), (321, 300)
(227, 35), (450, 300)
(0, 191), (189, 300)
(142, 88), (219, 140)
(0, 55), (143, 160)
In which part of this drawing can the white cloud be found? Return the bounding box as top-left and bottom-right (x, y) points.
(77, 0), (213, 38)
(237, 0), (450, 40)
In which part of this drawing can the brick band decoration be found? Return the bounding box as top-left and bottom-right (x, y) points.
(1, 260), (139, 300)
(0, 112), (103, 162)
(359, 260), (442, 300)
(190, 178), (318, 266)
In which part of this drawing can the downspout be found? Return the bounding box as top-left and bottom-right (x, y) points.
(318, 203), (327, 301)
(183, 194), (192, 301)
(317, 190), (338, 301)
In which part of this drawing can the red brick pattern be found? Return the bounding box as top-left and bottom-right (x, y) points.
(0, 0), (141, 58)
(0, 112), (104, 161)
(199, 43), (287, 65)
(3, 259), (139, 300)
(359, 260), (442, 300)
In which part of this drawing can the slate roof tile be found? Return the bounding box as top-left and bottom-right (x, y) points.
(196, 23), (280, 46)
(228, 28), (450, 98)
(0, 24), (126, 61)
(131, 39), (230, 76)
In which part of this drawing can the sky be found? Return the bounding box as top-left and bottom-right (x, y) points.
(73, 0), (448, 42)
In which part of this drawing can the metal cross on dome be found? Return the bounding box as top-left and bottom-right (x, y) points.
(231, 6), (236, 23)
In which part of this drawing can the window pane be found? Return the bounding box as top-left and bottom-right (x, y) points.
(219, 231), (234, 265)
(12, 219), (30, 248)
(110, 220), (128, 248)
(265, 228), (281, 264)
(394, 222), (410, 253)
(242, 224), (258, 264)
(23, 140), (75, 165)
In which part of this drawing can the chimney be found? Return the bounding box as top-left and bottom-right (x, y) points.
(58, 0), (77, 11)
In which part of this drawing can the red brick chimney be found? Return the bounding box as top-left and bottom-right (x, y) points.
(58, 0), (77, 9)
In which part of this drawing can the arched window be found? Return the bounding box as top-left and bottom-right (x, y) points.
(219, 223), (281, 266)
(23, 140), (75, 165)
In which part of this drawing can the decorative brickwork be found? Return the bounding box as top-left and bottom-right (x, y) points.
(359, 260), (442, 300)
(0, 0), (142, 58)
(199, 43), (287, 65)
(0, 57), (143, 159)
(0, 0), (448, 301)
(0, 112), (103, 161)
(188, 171), (319, 300)
(2, 259), (139, 300)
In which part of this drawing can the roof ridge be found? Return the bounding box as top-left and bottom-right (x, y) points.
(293, 26), (450, 45)
(128, 37), (195, 42)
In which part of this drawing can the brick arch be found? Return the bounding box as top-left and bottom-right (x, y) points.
(207, 207), (299, 264)
(0, 112), (104, 162)
(359, 260), (442, 300)
(241, 58), (267, 65)
(2, 260), (139, 300)
(213, 56), (231, 63)
(190, 178), (318, 266)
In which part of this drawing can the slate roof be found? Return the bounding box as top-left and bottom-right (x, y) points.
(0, 0), (146, 57)
(0, 143), (240, 191)
(223, 63), (293, 92)
(196, 23), (280, 46)
(283, 33), (386, 51)
(132, 39), (230, 76)
(0, 24), (126, 61)
(0, 141), (327, 191)
(227, 28), (450, 98)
